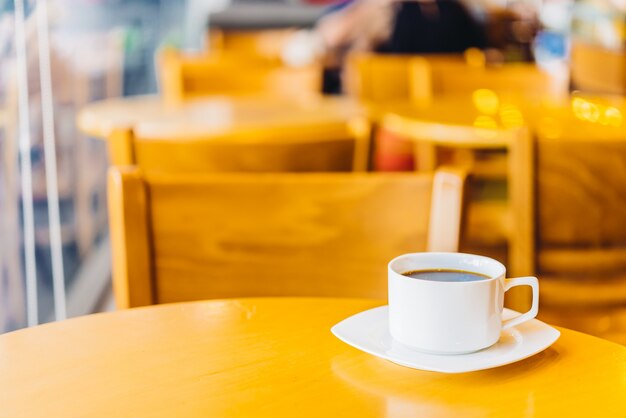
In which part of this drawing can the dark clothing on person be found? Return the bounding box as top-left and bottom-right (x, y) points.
(322, 68), (344, 95)
(376, 0), (486, 54)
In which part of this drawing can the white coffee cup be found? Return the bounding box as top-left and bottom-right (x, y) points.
(388, 252), (539, 354)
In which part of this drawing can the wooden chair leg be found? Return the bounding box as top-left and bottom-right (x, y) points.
(507, 128), (535, 311)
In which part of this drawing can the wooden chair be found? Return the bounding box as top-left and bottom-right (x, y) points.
(346, 51), (562, 104)
(208, 28), (297, 62)
(108, 167), (467, 308)
(570, 40), (626, 95)
(430, 63), (563, 99)
(106, 117), (371, 173)
(158, 48), (321, 103)
(380, 114), (534, 307)
(511, 123), (626, 343)
(344, 53), (469, 104)
(345, 53), (433, 104)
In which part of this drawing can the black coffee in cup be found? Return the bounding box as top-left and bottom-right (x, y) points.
(402, 269), (491, 282)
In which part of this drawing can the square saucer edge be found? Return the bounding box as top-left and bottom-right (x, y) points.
(331, 306), (560, 374)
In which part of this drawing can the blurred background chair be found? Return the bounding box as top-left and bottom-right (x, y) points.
(345, 50), (564, 105)
(570, 40), (626, 95)
(512, 116), (626, 344)
(158, 48), (322, 103)
(431, 63), (564, 99)
(344, 52), (473, 104)
(344, 53), (435, 104)
(108, 166), (466, 308)
(106, 116), (371, 173)
(208, 28), (298, 62)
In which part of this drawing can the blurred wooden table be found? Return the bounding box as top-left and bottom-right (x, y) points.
(367, 92), (626, 141)
(77, 94), (363, 140)
(77, 92), (626, 143)
(1, 298), (625, 417)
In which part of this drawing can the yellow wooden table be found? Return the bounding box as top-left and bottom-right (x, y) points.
(77, 94), (363, 141)
(1, 298), (624, 417)
(368, 92), (626, 141)
(77, 92), (626, 144)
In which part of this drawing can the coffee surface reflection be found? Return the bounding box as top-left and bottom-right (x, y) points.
(401, 269), (491, 282)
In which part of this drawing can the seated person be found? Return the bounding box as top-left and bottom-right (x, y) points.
(375, 0), (486, 54)
(315, 0), (487, 93)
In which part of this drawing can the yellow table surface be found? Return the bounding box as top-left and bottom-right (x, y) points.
(77, 91), (626, 145)
(77, 94), (362, 140)
(1, 298), (625, 417)
(368, 92), (626, 142)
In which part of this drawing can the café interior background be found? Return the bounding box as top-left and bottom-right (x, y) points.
(0, 0), (623, 333)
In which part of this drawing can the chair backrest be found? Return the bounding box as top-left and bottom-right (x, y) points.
(106, 117), (371, 173)
(427, 63), (564, 99)
(346, 53), (480, 103)
(108, 167), (467, 308)
(346, 52), (562, 104)
(530, 127), (626, 307)
(345, 53), (437, 103)
(208, 29), (296, 61)
(158, 48), (321, 103)
(570, 40), (626, 95)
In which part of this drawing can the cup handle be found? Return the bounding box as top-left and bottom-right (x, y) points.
(502, 276), (539, 330)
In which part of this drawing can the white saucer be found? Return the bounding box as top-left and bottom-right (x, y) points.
(331, 306), (560, 374)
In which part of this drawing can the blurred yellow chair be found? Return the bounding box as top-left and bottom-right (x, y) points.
(381, 113), (534, 303)
(208, 28), (296, 62)
(430, 63), (565, 99)
(108, 166), (467, 308)
(158, 48), (322, 103)
(346, 51), (561, 104)
(106, 117), (371, 173)
(512, 117), (626, 344)
(345, 53), (434, 103)
(345, 52), (472, 104)
(570, 40), (626, 95)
